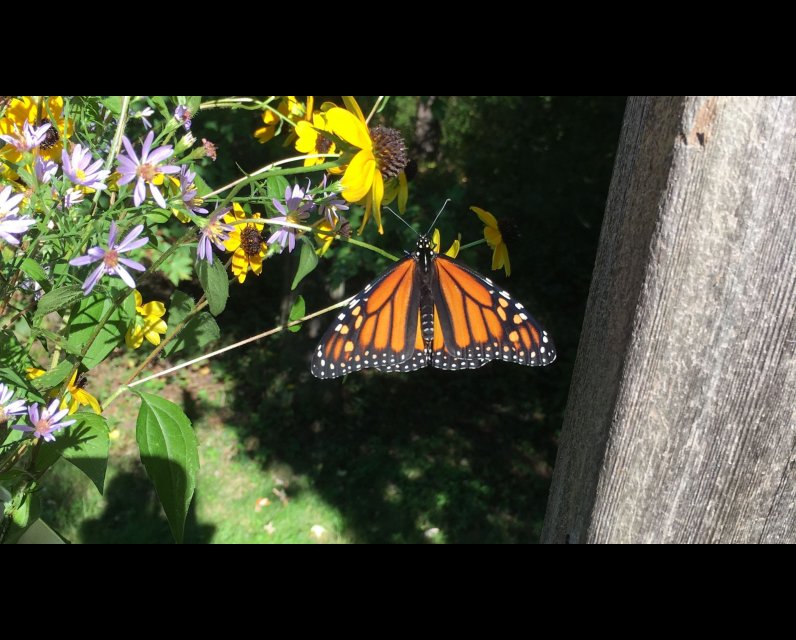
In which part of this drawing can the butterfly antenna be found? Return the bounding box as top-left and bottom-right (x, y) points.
(425, 199), (452, 236)
(384, 206), (420, 237)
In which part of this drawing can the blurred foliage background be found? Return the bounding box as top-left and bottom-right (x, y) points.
(41, 96), (626, 543)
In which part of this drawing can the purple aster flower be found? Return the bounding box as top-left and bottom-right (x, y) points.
(268, 182), (315, 253)
(116, 131), (180, 208)
(174, 105), (192, 131)
(62, 144), (110, 190)
(13, 398), (76, 443)
(0, 120), (51, 152)
(0, 382), (27, 425)
(135, 107), (155, 130)
(0, 185), (35, 247)
(179, 166), (208, 215)
(197, 207), (233, 265)
(317, 175), (349, 226)
(69, 222), (148, 295)
(35, 156), (58, 183)
(64, 188), (85, 209)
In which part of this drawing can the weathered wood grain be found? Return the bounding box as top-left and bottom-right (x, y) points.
(541, 96), (796, 543)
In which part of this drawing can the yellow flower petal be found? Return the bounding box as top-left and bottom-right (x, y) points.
(325, 108), (372, 151)
(294, 120), (318, 154)
(371, 170), (384, 234)
(26, 367), (46, 380)
(446, 235), (461, 258)
(341, 150), (376, 203)
(484, 226), (502, 248)
(342, 96), (367, 124)
(493, 242), (511, 277)
(140, 301), (166, 318)
(126, 325), (145, 349)
(471, 206), (498, 230)
(133, 290), (143, 308)
(432, 228), (442, 253)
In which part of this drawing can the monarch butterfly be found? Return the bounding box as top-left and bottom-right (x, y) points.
(311, 235), (556, 378)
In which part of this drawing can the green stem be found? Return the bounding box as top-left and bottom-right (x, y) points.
(458, 238), (486, 252)
(205, 157), (343, 200)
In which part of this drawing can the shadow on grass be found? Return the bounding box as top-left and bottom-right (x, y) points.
(79, 467), (215, 544)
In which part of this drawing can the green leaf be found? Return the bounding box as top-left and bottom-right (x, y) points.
(34, 414), (109, 494)
(291, 238), (319, 290)
(101, 96), (122, 116)
(5, 493), (41, 543)
(161, 245), (194, 286)
(20, 258), (51, 292)
(0, 366), (40, 399)
(0, 331), (30, 371)
(135, 392), (199, 543)
(288, 295), (305, 333)
(162, 292), (220, 357)
(63, 414), (109, 494)
(267, 175), (290, 201)
(197, 258), (229, 316)
(34, 285), (84, 319)
(30, 360), (73, 392)
(187, 96), (202, 115)
(66, 294), (128, 369)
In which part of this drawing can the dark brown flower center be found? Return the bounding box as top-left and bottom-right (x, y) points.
(369, 126), (408, 180)
(39, 118), (60, 150)
(241, 225), (263, 257)
(497, 217), (520, 245)
(315, 136), (332, 154)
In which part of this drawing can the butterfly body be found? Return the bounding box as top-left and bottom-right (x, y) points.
(311, 236), (555, 379)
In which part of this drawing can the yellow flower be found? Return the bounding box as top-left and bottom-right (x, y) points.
(0, 96), (73, 177)
(432, 228), (461, 258)
(65, 371), (102, 415)
(125, 290), (168, 349)
(223, 203), (266, 283)
(294, 112), (336, 166)
(324, 97), (409, 235)
(254, 96), (307, 144)
(26, 367), (46, 380)
(470, 206), (511, 277)
(315, 219), (336, 257)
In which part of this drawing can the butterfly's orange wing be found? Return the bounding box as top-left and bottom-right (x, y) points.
(311, 256), (427, 379)
(430, 255), (555, 369)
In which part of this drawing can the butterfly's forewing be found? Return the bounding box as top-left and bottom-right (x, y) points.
(430, 255), (555, 369)
(310, 256), (426, 379)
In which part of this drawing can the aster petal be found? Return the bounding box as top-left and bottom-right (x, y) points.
(159, 164), (181, 175)
(50, 407), (71, 424)
(62, 147), (73, 174)
(150, 183), (167, 208)
(5, 399), (27, 414)
(28, 403), (40, 424)
(1, 218), (36, 233)
(146, 147), (174, 165)
(121, 136), (139, 163)
(117, 257), (146, 272)
(116, 224), (145, 251)
(116, 167), (137, 185)
(46, 398), (61, 417)
(340, 150), (376, 203)
(0, 384), (9, 403)
(82, 263), (106, 294)
(140, 130), (155, 162)
(272, 199), (287, 216)
(69, 253), (101, 266)
(85, 158), (105, 175)
(14, 425), (34, 433)
(134, 178), (146, 206)
(470, 206), (498, 230)
(287, 233), (296, 253)
(107, 221), (119, 247)
(0, 190), (24, 213)
(114, 265), (137, 288)
(325, 108), (372, 150)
